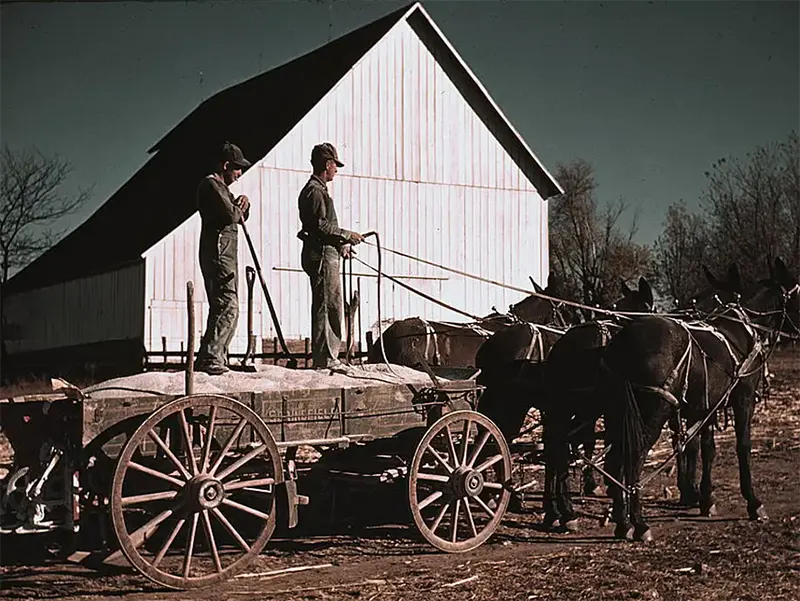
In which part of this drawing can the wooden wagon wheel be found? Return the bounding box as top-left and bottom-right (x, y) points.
(110, 394), (283, 589)
(408, 410), (512, 552)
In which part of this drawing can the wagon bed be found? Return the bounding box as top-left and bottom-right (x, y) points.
(1, 363), (512, 590)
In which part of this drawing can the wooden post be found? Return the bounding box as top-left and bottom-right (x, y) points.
(304, 337), (310, 368)
(366, 331), (374, 357)
(161, 336), (167, 364)
(273, 337), (278, 366)
(186, 282), (195, 396)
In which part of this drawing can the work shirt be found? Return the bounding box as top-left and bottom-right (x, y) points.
(297, 175), (350, 253)
(197, 174), (249, 240)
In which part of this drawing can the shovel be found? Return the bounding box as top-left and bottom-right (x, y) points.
(240, 219), (298, 369)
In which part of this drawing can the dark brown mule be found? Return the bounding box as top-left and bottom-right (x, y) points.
(603, 258), (799, 541)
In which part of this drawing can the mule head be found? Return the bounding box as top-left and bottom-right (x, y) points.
(610, 276), (655, 313)
(509, 273), (575, 326)
(749, 257), (800, 338)
(685, 263), (744, 312)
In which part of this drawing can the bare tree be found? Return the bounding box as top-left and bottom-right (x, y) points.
(549, 159), (652, 309)
(0, 147), (91, 284)
(701, 131), (799, 284)
(652, 200), (710, 306)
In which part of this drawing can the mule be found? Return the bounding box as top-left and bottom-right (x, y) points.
(602, 257), (799, 541)
(368, 274), (574, 369)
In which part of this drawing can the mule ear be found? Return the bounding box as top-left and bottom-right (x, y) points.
(620, 278), (633, 296)
(529, 276), (544, 294)
(638, 277), (654, 308)
(727, 264), (742, 293)
(773, 257), (794, 286)
(702, 264), (718, 287)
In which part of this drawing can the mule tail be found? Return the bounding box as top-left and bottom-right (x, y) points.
(603, 367), (646, 487)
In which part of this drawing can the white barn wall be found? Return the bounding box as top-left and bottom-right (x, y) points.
(4, 261), (145, 354)
(143, 19), (549, 354)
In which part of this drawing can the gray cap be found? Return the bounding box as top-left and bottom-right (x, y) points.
(221, 141), (251, 168)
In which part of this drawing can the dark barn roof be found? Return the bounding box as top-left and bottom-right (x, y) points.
(7, 2), (561, 294)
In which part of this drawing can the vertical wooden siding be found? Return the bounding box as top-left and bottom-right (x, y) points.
(4, 261), (145, 354)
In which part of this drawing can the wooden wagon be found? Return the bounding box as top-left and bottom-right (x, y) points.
(0, 364), (512, 589)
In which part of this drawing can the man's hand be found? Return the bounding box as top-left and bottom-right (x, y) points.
(236, 194), (250, 214)
(348, 231), (364, 245)
(340, 244), (354, 259)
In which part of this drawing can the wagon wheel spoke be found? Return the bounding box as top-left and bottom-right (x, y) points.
(221, 497), (272, 521)
(467, 430), (491, 469)
(112, 395), (283, 590)
(416, 472), (450, 483)
(211, 507), (250, 552)
(125, 509), (174, 550)
(425, 444), (455, 474)
(128, 461), (185, 487)
(430, 502), (450, 534)
(182, 513), (199, 578)
(216, 444), (267, 481)
(208, 418), (248, 477)
(450, 498), (461, 543)
(473, 494), (496, 519)
(223, 477), (276, 492)
(201, 509), (223, 574)
(474, 454), (503, 474)
(417, 490), (444, 511)
(179, 409), (199, 476)
(200, 405), (218, 474)
(464, 499), (478, 538)
(460, 418), (472, 466)
(445, 424), (459, 467)
(152, 517), (186, 569)
(120, 490), (179, 506)
(147, 430), (192, 481)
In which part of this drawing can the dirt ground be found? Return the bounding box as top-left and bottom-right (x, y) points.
(1, 348), (798, 601)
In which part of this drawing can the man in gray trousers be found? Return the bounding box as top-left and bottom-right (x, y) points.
(297, 143), (363, 370)
(195, 141), (251, 375)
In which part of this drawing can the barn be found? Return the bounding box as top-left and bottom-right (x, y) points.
(2, 2), (562, 380)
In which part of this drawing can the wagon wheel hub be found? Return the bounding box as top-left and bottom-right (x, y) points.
(186, 475), (225, 510)
(453, 466), (484, 497)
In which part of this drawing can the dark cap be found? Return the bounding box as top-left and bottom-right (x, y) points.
(311, 142), (344, 168)
(221, 141), (251, 169)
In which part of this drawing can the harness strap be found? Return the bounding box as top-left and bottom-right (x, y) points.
(523, 323), (543, 361)
(418, 318), (441, 366)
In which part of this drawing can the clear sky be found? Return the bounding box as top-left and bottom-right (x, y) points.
(1, 0), (798, 252)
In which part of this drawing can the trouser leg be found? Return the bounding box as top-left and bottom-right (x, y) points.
(306, 249), (342, 368)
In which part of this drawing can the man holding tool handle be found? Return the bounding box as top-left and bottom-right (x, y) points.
(194, 141), (252, 375)
(297, 142), (364, 372)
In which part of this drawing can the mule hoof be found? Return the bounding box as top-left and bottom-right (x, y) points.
(542, 515), (560, 531)
(614, 524), (634, 540)
(701, 504), (718, 517)
(634, 527), (654, 543)
(678, 496), (700, 508)
(749, 504), (768, 521)
(562, 519), (580, 533)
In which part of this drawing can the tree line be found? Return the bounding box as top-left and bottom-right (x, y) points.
(550, 131), (799, 310)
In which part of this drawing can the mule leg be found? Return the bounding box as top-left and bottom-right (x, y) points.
(605, 443), (631, 539)
(698, 421), (717, 516)
(542, 413), (578, 531)
(677, 416), (700, 507)
(629, 399), (673, 542)
(581, 417), (604, 497)
(731, 391), (767, 520)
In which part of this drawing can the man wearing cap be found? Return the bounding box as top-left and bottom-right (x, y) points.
(298, 142), (363, 371)
(195, 141), (252, 375)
